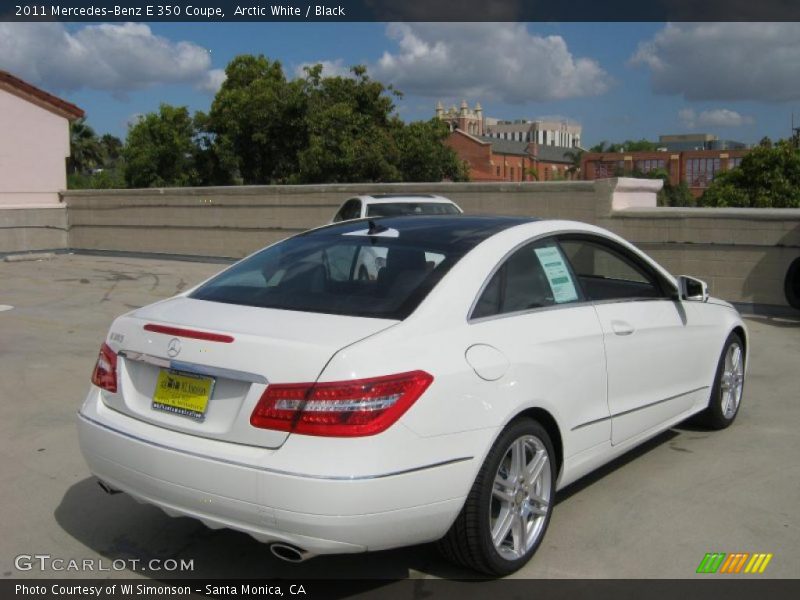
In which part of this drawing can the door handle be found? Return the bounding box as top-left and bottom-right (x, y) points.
(611, 320), (635, 336)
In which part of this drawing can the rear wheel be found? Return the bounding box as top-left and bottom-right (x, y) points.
(438, 419), (555, 576)
(699, 332), (745, 430)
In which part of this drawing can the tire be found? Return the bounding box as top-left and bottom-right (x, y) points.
(437, 418), (555, 576)
(698, 332), (745, 430)
(785, 257), (800, 310)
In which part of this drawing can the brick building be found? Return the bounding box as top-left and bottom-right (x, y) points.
(446, 129), (575, 182)
(581, 148), (749, 197)
(435, 100), (582, 181)
(436, 101), (485, 136)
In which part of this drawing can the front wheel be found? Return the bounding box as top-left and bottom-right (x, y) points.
(699, 332), (745, 430)
(437, 419), (555, 576)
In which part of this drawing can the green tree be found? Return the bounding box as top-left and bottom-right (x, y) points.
(618, 139), (658, 152)
(192, 111), (236, 186)
(68, 118), (103, 174)
(701, 141), (800, 208)
(206, 54), (307, 184)
(295, 64), (402, 183)
(68, 168), (126, 190)
(97, 134), (123, 169)
(589, 139), (657, 153)
(122, 104), (201, 188)
(394, 118), (469, 182)
(633, 167), (695, 207)
(564, 148), (583, 178)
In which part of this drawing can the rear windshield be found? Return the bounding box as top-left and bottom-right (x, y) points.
(366, 202), (460, 217)
(190, 230), (466, 319)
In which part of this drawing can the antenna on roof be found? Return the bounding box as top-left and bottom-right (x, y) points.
(367, 220), (388, 235)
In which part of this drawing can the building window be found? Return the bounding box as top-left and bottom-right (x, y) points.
(510, 167), (515, 180)
(729, 157), (743, 169)
(634, 159), (666, 174)
(496, 166), (501, 176)
(594, 161), (625, 178)
(684, 158), (721, 188)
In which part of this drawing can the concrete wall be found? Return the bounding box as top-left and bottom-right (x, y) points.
(63, 181), (607, 258)
(600, 207), (800, 310)
(0, 87), (71, 207)
(0, 206), (68, 254)
(0, 179), (788, 313)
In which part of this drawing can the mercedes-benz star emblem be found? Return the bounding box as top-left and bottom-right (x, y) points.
(167, 338), (182, 358)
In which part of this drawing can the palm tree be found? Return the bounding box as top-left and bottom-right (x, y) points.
(99, 134), (123, 168)
(564, 149), (584, 179)
(69, 118), (103, 174)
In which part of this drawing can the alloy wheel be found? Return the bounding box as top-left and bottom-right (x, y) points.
(490, 434), (552, 561)
(720, 342), (744, 419)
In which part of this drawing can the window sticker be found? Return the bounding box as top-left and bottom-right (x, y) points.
(534, 246), (579, 304)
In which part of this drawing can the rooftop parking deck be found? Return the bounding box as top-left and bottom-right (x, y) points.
(0, 253), (798, 580)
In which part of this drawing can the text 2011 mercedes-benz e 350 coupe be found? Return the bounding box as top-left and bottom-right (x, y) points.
(78, 216), (747, 575)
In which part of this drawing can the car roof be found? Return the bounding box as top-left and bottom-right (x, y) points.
(353, 194), (457, 205)
(307, 214), (537, 250)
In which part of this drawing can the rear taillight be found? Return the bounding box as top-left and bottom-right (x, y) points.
(91, 343), (118, 392)
(251, 371), (433, 437)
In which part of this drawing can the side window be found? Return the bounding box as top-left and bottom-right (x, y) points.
(324, 245), (358, 281)
(559, 237), (664, 301)
(332, 204), (346, 222)
(333, 199), (362, 222)
(472, 241), (580, 319)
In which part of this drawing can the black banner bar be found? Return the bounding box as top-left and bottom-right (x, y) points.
(4, 580), (800, 600)
(2, 0), (800, 22)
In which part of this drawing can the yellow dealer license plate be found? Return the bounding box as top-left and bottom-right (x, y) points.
(152, 370), (215, 421)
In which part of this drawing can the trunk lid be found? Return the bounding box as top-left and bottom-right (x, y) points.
(101, 296), (397, 448)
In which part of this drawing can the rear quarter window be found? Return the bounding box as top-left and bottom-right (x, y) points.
(191, 234), (459, 320)
(366, 203), (460, 217)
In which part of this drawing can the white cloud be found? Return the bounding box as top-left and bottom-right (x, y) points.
(373, 23), (610, 103)
(631, 23), (800, 102)
(199, 69), (226, 94)
(0, 22), (221, 95)
(293, 59), (351, 79)
(679, 108), (755, 129)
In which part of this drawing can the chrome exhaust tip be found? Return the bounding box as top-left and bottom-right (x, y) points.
(269, 543), (313, 563)
(97, 479), (121, 495)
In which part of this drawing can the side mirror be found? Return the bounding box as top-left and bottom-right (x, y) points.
(677, 275), (709, 303)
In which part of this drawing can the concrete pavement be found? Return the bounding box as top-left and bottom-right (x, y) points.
(0, 254), (797, 580)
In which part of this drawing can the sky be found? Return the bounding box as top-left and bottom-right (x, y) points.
(1, 21), (800, 147)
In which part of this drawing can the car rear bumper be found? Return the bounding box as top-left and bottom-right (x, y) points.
(77, 390), (485, 555)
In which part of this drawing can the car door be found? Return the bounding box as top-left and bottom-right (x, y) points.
(469, 237), (610, 456)
(559, 235), (710, 446)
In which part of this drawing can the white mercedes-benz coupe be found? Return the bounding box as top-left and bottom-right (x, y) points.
(78, 215), (747, 575)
